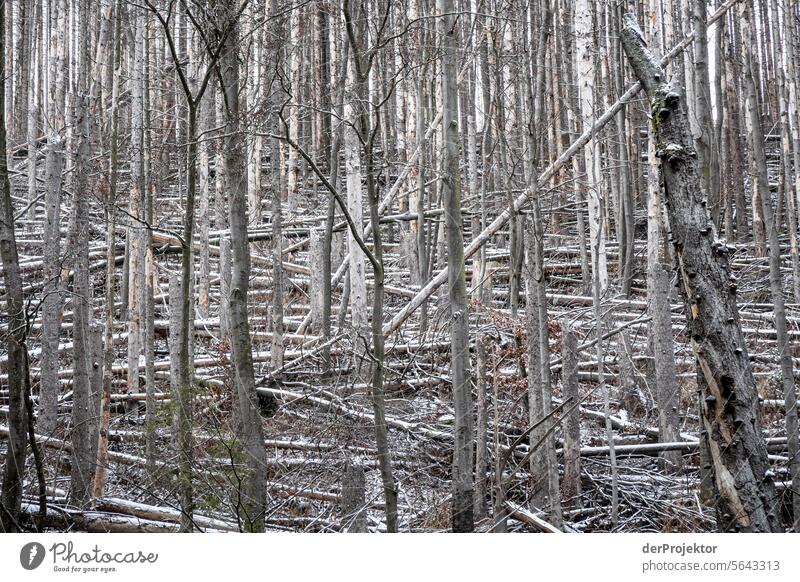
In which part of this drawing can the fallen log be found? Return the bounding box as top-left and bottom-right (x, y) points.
(381, 0), (740, 338)
(94, 497), (238, 532)
(504, 501), (562, 533)
(255, 385), (453, 442)
(20, 502), (185, 533)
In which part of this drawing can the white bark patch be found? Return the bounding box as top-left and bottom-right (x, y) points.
(707, 428), (751, 528)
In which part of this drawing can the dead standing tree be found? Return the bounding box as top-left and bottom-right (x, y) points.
(218, 0), (270, 532)
(68, 94), (100, 508)
(145, 0), (248, 532)
(342, 0), (399, 532)
(621, 12), (782, 533)
(439, 0), (474, 533)
(0, 0), (29, 532)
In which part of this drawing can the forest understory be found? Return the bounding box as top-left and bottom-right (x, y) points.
(2, 146), (797, 533)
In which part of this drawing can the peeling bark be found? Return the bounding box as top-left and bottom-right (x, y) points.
(621, 12), (782, 532)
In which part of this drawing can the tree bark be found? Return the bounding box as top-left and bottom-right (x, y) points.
(621, 12), (782, 532)
(220, 0), (270, 531)
(575, 0), (608, 293)
(126, 5), (145, 417)
(343, 0), (398, 533)
(0, 0), (29, 531)
(439, 0), (474, 533)
(739, 0), (799, 531)
(561, 320), (581, 505)
(648, 262), (683, 471)
(340, 461), (367, 532)
(473, 259), (494, 521)
(94, 4), (122, 498)
(39, 138), (65, 437)
(68, 95), (97, 508)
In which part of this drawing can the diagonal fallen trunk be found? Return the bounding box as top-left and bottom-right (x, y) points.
(620, 11), (781, 533)
(380, 0), (742, 339)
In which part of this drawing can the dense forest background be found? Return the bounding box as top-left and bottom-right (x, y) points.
(1, 0), (799, 533)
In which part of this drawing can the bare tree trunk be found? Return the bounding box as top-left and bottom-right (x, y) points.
(611, 3), (634, 296)
(24, 0), (37, 227)
(720, 25), (748, 242)
(38, 138), (65, 437)
(13, 0), (31, 148)
(524, 0), (561, 527)
(593, 226), (618, 528)
(473, 259), (493, 521)
(575, 0), (608, 293)
(649, 262), (683, 471)
(220, 2), (269, 531)
(286, 6), (301, 219)
(94, 3), (122, 498)
(342, 51), (369, 380)
(50, 0), (67, 133)
(197, 93), (212, 319)
(68, 95), (96, 508)
(439, 0), (473, 533)
(246, 3), (263, 226)
(739, 0), (799, 532)
(340, 461), (366, 532)
(168, 271), (182, 431)
(319, 20), (348, 370)
(524, 215), (562, 525)
(126, 6), (145, 417)
(316, 1), (332, 164)
(343, 0), (398, 533)
(177, 105), (197, 532)
(643, 1), (684, 476)
(270, 188), (285, 371)
(739, 8), (767, 259)
(0, 1), (29, 530)
(622, 12), (782, 532)
(310, 228), (325, 335)
(785, 0), (800, 277)
(777, 7), (800, 306)
(146, 0), (226, 527)
(414, 73), (429, 337)
(343, 86), (369, 372)
(215, 87), (231, 339)
(692, 0), (713, 203)
(561, 320), (581, 505)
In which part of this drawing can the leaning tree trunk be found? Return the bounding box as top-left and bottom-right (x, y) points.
(621, 12), (782, 533)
